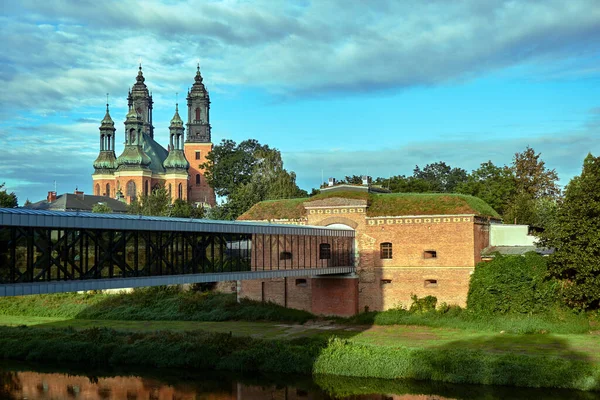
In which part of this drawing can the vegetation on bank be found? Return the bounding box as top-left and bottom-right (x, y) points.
(238, 190), (500, 221)
(0, 287), (313, 324)
(0, 277), (594, 334)
(0, 326), (598, 392)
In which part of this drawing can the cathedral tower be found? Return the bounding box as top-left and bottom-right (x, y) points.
(115, 106), (152, 203)
(184, 64), (216, 206)
(92, 102), (118, 197)
(128, 65), (154, 138)
(163, 104), (190, 201)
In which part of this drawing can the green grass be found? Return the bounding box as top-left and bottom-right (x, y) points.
(0, 288), (313, 324)
(238, 191), (500, 220)
(0, 289), (594, 335)
(343, 305), (593, 334)
(0, 325), (597, 391)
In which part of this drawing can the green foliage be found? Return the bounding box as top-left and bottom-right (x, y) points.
(0, 290), (314, 324)
(313, 337), (600, 391)
(0, 326), (598, 391)
(503, 146), (561, 227)
(91, 203), (112, 214)
(540, 153), (600, 310)
(170, 198), (205, 218)
(467, 253), (558, 315)
(409, 295), (438, 313)
(344, 304), (590, 334)
(456, 161), (516, 216)
(240, 191), (499, 220)
(413, 161), (468, 193)
(205, 140), (307, 220)
(127, 188), (204, 218)
(0, 182), (18, 208)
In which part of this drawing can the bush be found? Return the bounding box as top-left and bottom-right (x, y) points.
(409, 295), (437, 313)
(467, 253), (559, 315)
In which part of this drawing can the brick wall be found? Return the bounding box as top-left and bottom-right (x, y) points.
(239, 199), (491, 316)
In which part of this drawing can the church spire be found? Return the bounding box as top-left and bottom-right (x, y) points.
(186, 63), (211, 143)
(129, 63), (154, 138)
(93, 94), (117, 173)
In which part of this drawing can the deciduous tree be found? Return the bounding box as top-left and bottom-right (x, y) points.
(540, 153), (600, 310)
(0, 183), (18, 208)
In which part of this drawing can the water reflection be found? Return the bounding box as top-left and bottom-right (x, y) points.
(0, 363), (596, 400)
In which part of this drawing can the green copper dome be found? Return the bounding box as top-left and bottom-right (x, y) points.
(163, 149), (189, 171)
(101, 104), (114, 126)
(93, 151), (117, 171)
(116, 145), (151, 170)
(170, 104), (184, 127)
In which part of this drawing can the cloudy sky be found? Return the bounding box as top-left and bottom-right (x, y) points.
(2, 0), (599, 203)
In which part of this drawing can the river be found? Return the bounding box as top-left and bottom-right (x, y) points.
(0, 361), (597, 400)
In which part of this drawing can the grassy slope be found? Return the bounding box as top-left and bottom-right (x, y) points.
(0, 291), (598, 391)
(238, 191), (500, 220)
(0, 325), (598, 391)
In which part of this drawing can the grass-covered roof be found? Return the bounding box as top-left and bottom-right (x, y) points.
(238, 191), (500, 220)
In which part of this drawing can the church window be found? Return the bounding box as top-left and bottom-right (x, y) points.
(319, 243), (331, 260)
(129, 129), (136, 145)
(100, 134), (104, 151)
(95, 184), (100, 196)
(105, 183), (110, 197)
(195, 151), (201, 160)
(178, 183), (183, 199)
(195, 107), (201, 122)
(126, 181), (136, 199)
(380, 243), (392, 259)
(196, 174), (200, 185)
(144, 181), (149, 196)
(168, 184), (172, 196)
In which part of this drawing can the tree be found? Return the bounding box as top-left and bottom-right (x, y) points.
(456, 161), (516, 216)
(0, 183), (18, 208)
(413, 162), (468, 193)
(539, 153), (600, 310)
(203, 140), (307, 220)
(504, 147), (561, 226)
(374, 175), (436, 193)
(92, 203), (112, 214)
(201, 139), (270, 198)
(170, 199), (204, 219)
(513, 146), (560, 199)
(128, 187), (170, 216)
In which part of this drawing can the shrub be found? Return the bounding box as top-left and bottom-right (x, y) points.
(467, 253), (559, 315)
(409, 295), (437, 313)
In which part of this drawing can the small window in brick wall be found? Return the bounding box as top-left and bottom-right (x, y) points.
(381, 279), (392, 285)
(424, 279), (438, 288)
(424, 250), (437, 259)
(319, 243), (331, 259)
(380, 242), (392, 259)
(280, 251), (292, 260)
(295, 279), (307, 287)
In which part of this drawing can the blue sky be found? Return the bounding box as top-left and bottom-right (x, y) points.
(1, 0), (599, 203)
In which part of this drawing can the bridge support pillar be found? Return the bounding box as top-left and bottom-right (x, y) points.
(311, 275), (358, 317)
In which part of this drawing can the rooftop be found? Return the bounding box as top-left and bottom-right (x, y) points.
(238, 191), (500, 221)
(26, 193), (128, 213)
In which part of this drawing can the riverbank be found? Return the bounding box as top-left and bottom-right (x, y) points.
(0, 290), (599, 391)
(0, 325), (598, 391)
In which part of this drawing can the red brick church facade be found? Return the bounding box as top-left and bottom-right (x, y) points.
(92, 65), (215, 207)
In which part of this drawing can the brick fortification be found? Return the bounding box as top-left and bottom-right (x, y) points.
(238, 185), (499, 316)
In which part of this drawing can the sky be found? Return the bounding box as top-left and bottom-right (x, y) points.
(1, 0), (599, 203)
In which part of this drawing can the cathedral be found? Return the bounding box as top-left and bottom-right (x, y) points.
(92, 65), (216, 207)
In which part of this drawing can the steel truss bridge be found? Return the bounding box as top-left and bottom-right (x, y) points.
(0, 208), (355, 296)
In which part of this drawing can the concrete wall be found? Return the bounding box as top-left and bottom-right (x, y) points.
(490, 224), (536, 246)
